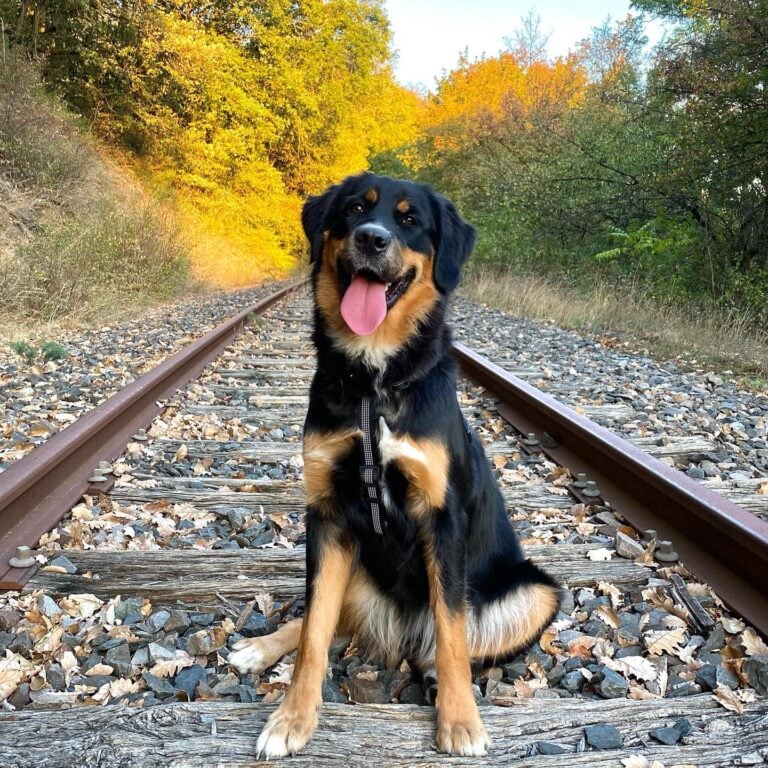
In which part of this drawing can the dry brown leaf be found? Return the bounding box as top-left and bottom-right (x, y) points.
(644, 627), (687, 655)
(0, 669), (22, 702)
(85, 663), (114, 677)
(597, 581), (624, 610)
(757, 481), (768, 495)
(741, 627), (768, 656)
(604, 655), (658, 682)
(720, 616), (746, 634)
(492, 455), (508, 470)
(567, 636), (597, 659)
(621, 757), (657, 768)
(712, 683), (744, 713)
(539, 629), (560, 655)
(596, 604), (621, 629)
(628, 682), (659, 700)
(150, 657), (194, 678)
(255, 592), (274, 617)
(173, 444), (188, 462)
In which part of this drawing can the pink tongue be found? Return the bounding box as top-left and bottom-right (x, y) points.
(340, 275), (387, 336)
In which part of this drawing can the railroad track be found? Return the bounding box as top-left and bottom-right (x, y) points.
(1, 281), (767, 767)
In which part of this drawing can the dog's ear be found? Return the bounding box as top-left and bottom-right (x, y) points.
(432, 195), (475, 293)
(302, 185), (340, 263)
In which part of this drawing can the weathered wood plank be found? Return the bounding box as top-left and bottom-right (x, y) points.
(109, 484), (575, 512)
(2, 696), (766, 768)
(27, 544), (651, 601)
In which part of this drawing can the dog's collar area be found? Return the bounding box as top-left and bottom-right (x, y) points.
(358, 395), (386, 535)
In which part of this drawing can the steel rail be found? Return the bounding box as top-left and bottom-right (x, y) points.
(0, 279), (307, 589)
(453, 341), (768, 637)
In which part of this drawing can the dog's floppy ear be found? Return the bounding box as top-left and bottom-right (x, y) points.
(302, 184), (339, 263)
(432, 195), (475, 293)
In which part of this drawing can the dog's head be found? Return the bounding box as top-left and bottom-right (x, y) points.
(303, 173), (475, 362)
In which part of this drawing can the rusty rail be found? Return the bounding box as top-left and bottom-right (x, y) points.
(453, 342), (768, 636)
(0, 280), (306, 589)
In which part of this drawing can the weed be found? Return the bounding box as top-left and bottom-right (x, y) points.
(10, 340), (36, 362)
(41, 340), (68, 361)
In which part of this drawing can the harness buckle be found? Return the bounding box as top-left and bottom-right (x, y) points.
(359, 465), (380, 485)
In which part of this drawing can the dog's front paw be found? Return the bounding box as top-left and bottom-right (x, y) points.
(257, 703), (319, 759)
(229, 637), (270, 674)
(436, 712), (490, 756)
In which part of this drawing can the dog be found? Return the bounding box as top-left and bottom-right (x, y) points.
(230, 173), (560, 758)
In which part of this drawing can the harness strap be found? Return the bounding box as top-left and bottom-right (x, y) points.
(358, 395), (384, 535)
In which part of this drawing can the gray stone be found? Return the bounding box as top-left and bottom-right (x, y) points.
(148, 642), (177, 663)
(398, 683), (425, 705)
(650, 727), (682, 745)
(585, 724), (622, 750)
(115, 597), (143, 621)
(595, 668), (629, 699)
(743, 655), (768, 694)
(147, 610), (172, 633)
(37, 594), (62, 617)
(322, 680), (347, 704)
(346, 676), (390, 704)
(685, 466), (705, 480)
(503, 661), (529, 680)
(142, 672), (179, 698)
(48, 555), (77, 574)
(0, 610), (22, 630)
(175, 665), (208, 698)
(561, 670), (585, 693)
(46, 664), (67, 691)
(227, 508), (249, 531)
(538, 742), (569, 755)
(105, 643), (131, 677)
(186, 630), (224, 656)
(547, 663), (566, 686)
(673, 717), (693, 737)
(131, 647), (150, 668)
(165, 611), (191, 634)
(9, 683), (31, 710)
(701, 623), (725, 652)
(190, 613), (216, 626)
(615, 530), (645, 559)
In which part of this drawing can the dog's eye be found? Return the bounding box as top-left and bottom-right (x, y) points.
(401, 214), (417, 226)
(347, 203), (364, 216)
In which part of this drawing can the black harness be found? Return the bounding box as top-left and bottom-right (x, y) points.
(357, 395), (385, 535)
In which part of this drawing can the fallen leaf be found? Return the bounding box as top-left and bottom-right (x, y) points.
(721, 617), (745, 634)
(597, 581), (624, 610)
(587, 548), (614, 562)
(741, 627), (768, 656)
(712, 683), (743, 713)
(0, 669), (22, 702)
(85, 663), (114, 677)
(150, 657), (194, 678)
(596, 604), (620, 629)
(604, 655), (658, 682)
(757, 481), (768, 495)
(621, 757), (651, 768)
(644, 627), (687, 655)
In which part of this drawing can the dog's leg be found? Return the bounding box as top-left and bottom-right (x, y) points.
(229, 618), (303, 675)
(424, 544), (489, 756)
(378, 418), (488, 755)
(256, 521), (353, 759)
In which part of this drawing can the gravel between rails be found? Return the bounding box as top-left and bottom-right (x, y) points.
(0, 281), (294, 474)
(1, 288), (766, 763)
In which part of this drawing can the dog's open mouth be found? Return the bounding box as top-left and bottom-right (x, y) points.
(338, 267), (416, 336)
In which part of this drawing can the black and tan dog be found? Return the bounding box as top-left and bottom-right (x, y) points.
(230, 173), (560, 758)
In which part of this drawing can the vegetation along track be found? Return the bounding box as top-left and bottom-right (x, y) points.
(1, 283), (767, 767)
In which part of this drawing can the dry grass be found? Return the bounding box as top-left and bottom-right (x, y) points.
(460, 267), (768, 387)
(0, 56), (191, 324)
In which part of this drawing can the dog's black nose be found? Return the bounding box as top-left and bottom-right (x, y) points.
(354, 224), (391, 256)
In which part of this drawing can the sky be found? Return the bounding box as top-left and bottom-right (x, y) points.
(384, 0), (663, 89)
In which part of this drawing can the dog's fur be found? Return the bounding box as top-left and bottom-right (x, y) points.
(230, 173), (560, 758)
